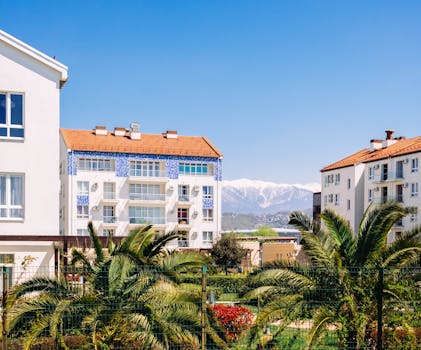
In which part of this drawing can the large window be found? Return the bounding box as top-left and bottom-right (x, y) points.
(178, 185), (190, 201)
(103, 205), (116, 223)
(77, 181), (89, 196)
(0, 174), (24, 219)
(129, 160), (163, 177)
(103, 182), (115, 199)
(179, 162), (212, 176)
(177, 208), (189, 224)
(202, 231), (213, 244)
(411, 183), (418, 197)
(77, 205), (89, 219)
(129, 207), (164, 224)
(0, 93), (24, 139)
(411, 158), (419, 173)
(129, 184), (164, 200)
(78, 158), (114, 171)
(202, 186), (214, 199)
(202, 208), (214, 222)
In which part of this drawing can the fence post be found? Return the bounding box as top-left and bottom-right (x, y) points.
(377, 267), (384, 350)
(201, 265), (207, 350)
(2, 266), (7, 350)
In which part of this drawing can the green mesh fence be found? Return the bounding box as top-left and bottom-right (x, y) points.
(0, 265), (420, 349)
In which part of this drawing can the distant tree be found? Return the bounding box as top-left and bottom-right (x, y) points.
(211, 235), (247, 274)
(253, 226), (278, 237)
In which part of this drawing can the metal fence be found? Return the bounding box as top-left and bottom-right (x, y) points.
(0, 265), (420, 349)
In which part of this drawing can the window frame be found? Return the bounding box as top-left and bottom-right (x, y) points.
(202, 231), (213, 244)
(0, 92), (25, 140)
(202, 208), (214, 222)
(77, 181), (89, 196)
(0, 173), (24, 220)
(411, 158), (419, 173)
(76, 204), (89, 219)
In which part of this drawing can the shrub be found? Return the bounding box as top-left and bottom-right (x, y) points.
(212, 304), (254, 341)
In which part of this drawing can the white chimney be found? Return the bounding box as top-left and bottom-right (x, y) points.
(382, 129), (397, 148)
(370, 139), (382, 152)
(165, 130), (178, 139)
(94, 126), (107, 136)
(114, 127), (126, 137)
(130, 122), (141, 140)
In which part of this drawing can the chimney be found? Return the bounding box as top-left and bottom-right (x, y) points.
(164, 130), (178, 139)
(129, 122), (141, 140)
(385, 130), (394, 140)
(114, 127), (126, 137)
(370, 139), (382, 151)
(94, 126), (107, 136)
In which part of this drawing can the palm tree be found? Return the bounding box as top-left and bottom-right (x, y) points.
(245, 202), (421, 349)
(7, 223), (226, 349)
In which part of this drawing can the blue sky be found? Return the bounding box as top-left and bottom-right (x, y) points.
(2, 1), (421, 184)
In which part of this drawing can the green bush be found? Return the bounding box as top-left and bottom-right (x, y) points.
(180, 274), (248, 293)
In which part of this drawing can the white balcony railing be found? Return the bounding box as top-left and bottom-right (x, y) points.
(129, 193), (165, 201)
(129, 217), (165, 225)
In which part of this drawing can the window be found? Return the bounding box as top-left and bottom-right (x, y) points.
(381, 187), (388, 203)
(324, 195), (327, 205)
(77, 181), (89, 196)
(368, 189), (374, 202)
(396, 160), (404, 179)
(76, 229), (89, 236)
(334, 194), (340, 206)
(77, 205), (89, 219)
(178, 185), (190, 201)
(178, 208), (189, 224)
(103, 182), (115, 199)
(411, 183), (418, 197)
(410, 208), (418, 223)
(129, 184), (163, 201)
(0, 174), (24, 219)
(178, 236), (189, 247)
(347, 178), (351, 189)
(395, 232), (403, 240)
(334, 173), (340, 185)
(202, 208), (214, 222)
(202, 231), (213, 244)
(103, 206), (116, 223)
(179, 162), (212, 176)
(102, 229), (115, 237)
(396, 184), (403, 202)
(78, 158), (114, 171)
(203, 186), (214, 199)
(0, 254), (14, 292)
(347, 199), (351, 210)
(328, 194), (333, 203)
(129, 160), (163, 177)
(129, 206), (165, 224)
(381, 164), (388, 181)
(368, 167), (374, 180)
(411, 158), (418, 173)
(0, 93), (24, 139)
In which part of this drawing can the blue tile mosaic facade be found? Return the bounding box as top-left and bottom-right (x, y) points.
(77, 195), (89, 205)
(202, 198), (214, 209)
(68, 151), (222, 181)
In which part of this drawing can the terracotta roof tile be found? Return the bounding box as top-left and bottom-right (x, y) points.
(60, 129), (222, 158)
(321, 136), (421, 172)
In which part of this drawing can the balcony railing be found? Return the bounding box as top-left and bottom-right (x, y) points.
(129, 193), (165, 201)
(103, 192), (116, 200)
(373, 172), (405, 182)
(178, 195), (190, 202)
(372, 195), (404, 204)
(103, 216), (117, 224)
(178, 239), (189, 248)
(178, 218), (189, 225)
(129, 170), (167, 178)
(129, 217), (165, 225)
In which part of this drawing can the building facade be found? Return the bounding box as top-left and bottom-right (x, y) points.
(0, 29), (68, 281)
(321, 130), (421, 241)
(60, 126), (223, 250)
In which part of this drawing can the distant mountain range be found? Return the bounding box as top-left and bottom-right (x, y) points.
(222, 179), (320, 214)
(221, 179), (320, 230)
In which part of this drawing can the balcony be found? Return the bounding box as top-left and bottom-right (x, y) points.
(102, 216), (118, 228)
(372, 172), (405, 183)
(178, 239), (189, 248)
(128, 193), (166, 204)
(372, 195), (404, 204)
(129, 217), (166, 226)
(177, 195), (193, 206)
(128, 170), (168, 183)
(101, 192), (119, 204)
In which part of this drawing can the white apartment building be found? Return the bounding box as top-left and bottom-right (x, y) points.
(60, 125), (223, 250)
(321, 130), (421, 242)
(0, 30), (68, 282)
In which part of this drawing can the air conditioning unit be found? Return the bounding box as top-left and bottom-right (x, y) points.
(374, 164), (380, 169)
(92, 206), (99, 212)
(403, 159), (409, 164)
(403, 183), (409, 188)
(374, 187), (380, 192)
(168, 185), (174, 191)
(192, 210), (198, 216)
(193, 185), (200, 191)
(91, 183), (98, 191)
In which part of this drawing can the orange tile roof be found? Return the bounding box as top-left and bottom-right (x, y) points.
(321, 136), (421, 172)
(60, 129), (222, 158)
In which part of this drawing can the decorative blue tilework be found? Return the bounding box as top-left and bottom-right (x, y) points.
(116, 156), (129, 177)
(77, 195), (89, 205)
(68, 150), (222, 181)
(166, 159), (179, 179)
(202, 198), (214, 209)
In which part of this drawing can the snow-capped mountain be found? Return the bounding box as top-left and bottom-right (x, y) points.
(222, 178), (320, 214)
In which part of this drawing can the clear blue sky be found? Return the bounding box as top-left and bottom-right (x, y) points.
(2, 1), (421, 184)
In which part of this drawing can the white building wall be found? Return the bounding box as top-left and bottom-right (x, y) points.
(0, 38), (62, 236)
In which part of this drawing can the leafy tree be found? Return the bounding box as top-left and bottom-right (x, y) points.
(211, 235), (247, 274)
(253, 226), (278, 237)
(7, 223), (226, 350)
(244, 202), (421, 350)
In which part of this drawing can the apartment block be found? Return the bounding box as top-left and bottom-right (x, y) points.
(59, 125), (223, 250)
(0, 29), (68, 280)
(321, 130), (421, 241)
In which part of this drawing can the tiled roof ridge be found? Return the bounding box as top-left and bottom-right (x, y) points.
(321, 135), (421, 172)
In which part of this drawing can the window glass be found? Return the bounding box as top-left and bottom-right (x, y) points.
(10, 94), (23, 125)
(0, 176), (5, 205)
(0, 94), (6, 124)
(10, 176), (23, 205)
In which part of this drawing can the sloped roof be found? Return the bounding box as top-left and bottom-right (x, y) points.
(321, 136), (421, 172)
(0, 30), (68, 85)
(60, 128), (223, 158)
